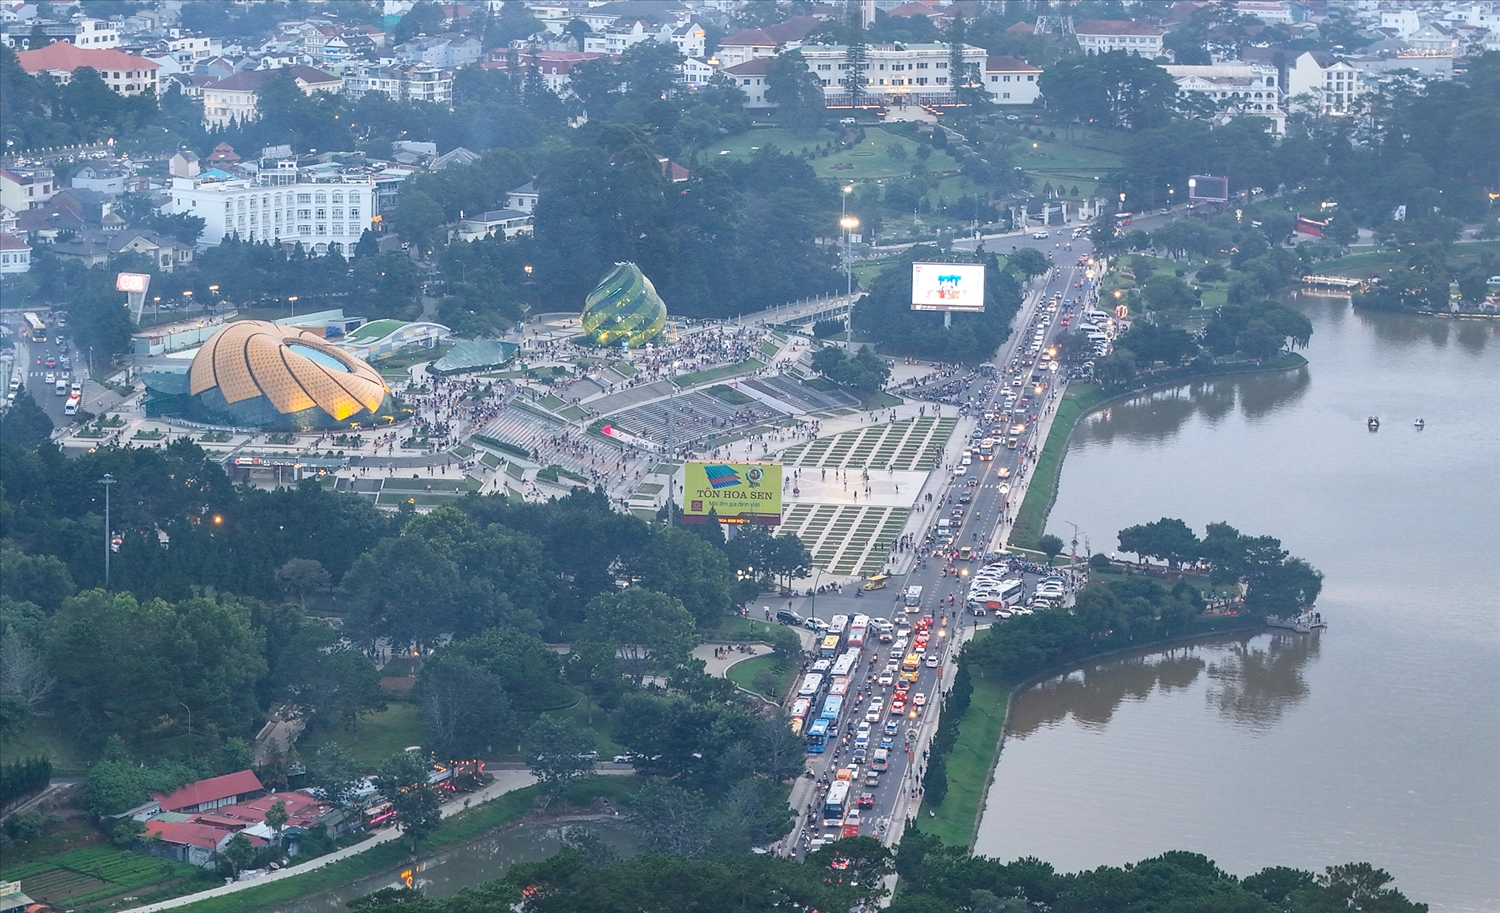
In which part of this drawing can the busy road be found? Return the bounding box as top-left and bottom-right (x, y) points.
(784, 229), (1107, 855)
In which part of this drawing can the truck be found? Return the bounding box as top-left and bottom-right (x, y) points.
(903, 585), (923, 611)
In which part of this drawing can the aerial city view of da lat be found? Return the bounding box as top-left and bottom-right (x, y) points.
(0, 0), (1495, 911)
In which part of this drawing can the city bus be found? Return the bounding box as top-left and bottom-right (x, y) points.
(820, 694), (844, 721)
(828, 675), (850, 697)
(903, 585), (923, 611)
(797, 673), (824, 699)
(22, 312), (45, 343)
(901, 653), (921, 672)
(818, 634), (841, 658)
(822, 779), (852, 825)
(828, 614), (850, 641)
(979, 438), (995, 460)
(806, 717), (831, 753)
(830, 650), (858, 679)
(790, 697), (812, 734)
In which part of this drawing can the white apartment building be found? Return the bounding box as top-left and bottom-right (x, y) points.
(721, 57), (772, 106)
(344, 64), (453, 106)
(1379, 9), (1420, 38)
(72, 17), (119, 49)
(1073, 20), (1165, 57)
(1235, 2), (1293, 25)
(798, 42), (990, 107)
(1163, 63), (1286, 134)
(167, 174), (378, 253)
(1287, 51), (1367, 115)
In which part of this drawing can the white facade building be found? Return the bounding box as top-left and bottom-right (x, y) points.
(1380, 9), (1421, 38)
(73, 17), (120, 49)
(984, 55), (1041, 105)
(1287, 51), (1367, 115)
(1073, 20), (1165, 57)
(201, 66), (342, 128)
(1235, 2), (1293, 25)
(343, 64), (453, 105)
(167, 174), (378, 253)
(797, 42), (990, 106)
(1163, 63), (1286, 134)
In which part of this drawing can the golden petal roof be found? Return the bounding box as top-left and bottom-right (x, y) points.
(190, 320), (389, 420)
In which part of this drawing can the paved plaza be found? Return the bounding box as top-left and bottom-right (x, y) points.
(779, 416), (957, 471)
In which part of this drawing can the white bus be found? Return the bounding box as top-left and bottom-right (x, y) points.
(796, 673), (824, 698)
(904, 585), (924, 611)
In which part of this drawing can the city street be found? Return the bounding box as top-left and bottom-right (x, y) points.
(781, 235), (1106, 855)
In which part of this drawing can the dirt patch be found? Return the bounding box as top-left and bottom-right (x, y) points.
(380, 676), (415, 693)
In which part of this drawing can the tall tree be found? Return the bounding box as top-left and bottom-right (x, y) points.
(765, 50), (827, 135)
(842, 2), (868, 108)
(376, 750), (444, 851)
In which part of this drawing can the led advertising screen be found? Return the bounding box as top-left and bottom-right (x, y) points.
(682, 461), (782, 525)
(911, 262), (985, 312)
(1188, 175), (1230, 203)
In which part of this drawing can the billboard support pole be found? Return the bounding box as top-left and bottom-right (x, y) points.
(944, 311), (951, 329)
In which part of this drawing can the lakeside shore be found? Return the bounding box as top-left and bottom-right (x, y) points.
(917, 354), (1306, 849)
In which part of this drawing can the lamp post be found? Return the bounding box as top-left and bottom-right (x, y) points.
(100, 474), (115, 587)
(841, 214), (859, 348)
(288, 295), (299, 318)
(208, 284), (219, 314)
(179, 701), (192, 738)
(153, 295), (161, 323)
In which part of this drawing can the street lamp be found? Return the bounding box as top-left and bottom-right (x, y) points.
(841, 215), (859, 347)
(152, 295), (161, 322)
(100, 474), (115, 587)
(288, 295), (299, 318)
(208, 284), (219, 313)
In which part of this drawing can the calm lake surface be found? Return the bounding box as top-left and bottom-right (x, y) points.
(973, 294), (1500, 911)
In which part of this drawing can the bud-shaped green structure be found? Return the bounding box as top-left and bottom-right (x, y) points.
(580, 262), (667, 348)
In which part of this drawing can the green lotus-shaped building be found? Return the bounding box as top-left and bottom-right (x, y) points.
(580, 262), (667, 348)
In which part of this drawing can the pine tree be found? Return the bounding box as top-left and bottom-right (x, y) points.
(842, 2), (867, 109)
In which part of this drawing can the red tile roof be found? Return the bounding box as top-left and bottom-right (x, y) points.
(721, 57), (774, 76)
(16, 42), (159, 74)
(720, 28), (778, 48)
(155, 770), (263, 813)
(765, 16), (821, 44)
(986, 55), (1042, 73)
(144, 820), (238, 850)
(0, 233), (30, 251)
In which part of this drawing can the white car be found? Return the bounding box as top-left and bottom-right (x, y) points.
(1032, 231), (1049, 239)
(925, 654), (940, 668)
(865, 700), (884, 722)
(877, 671), (894, 686)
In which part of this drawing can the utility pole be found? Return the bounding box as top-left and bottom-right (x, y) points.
(100, 474), (115, 587)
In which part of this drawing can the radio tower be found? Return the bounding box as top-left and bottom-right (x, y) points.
(1034, 15), (1074, 36)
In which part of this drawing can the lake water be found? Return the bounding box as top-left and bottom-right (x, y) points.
(973, 295), (1500, 911)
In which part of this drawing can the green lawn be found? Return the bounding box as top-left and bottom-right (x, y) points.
(1010, 384), (1110, 549)
(1, 715), (88, 775)
(918, 674), (1014, 848)
(709, 614), (784, 643)
(298, 701), (429, 773)
(726, 654), (793, 701)
(1318, 240), (1500, 278)
(705, 126), (925, 182)
(676, 358), (765, 388)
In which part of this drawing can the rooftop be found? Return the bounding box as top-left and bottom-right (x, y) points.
(1074, 19), (1166, 37)
(16, 41), (160, 73)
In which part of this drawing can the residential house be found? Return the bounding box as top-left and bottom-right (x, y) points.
(53, 228), (194, 272)
(679, 56), (715, 86)
(397, 34), (480, 68)
(15, 42), (160, 95)
(481, 51), (606, 97)
(1235, 1), (1294, 25)
(71, 164), (129, 195)
(432, 147), (480, 170)
(0, 166), (54, 211)
(1073, 20), (1165, 57)
(983, 55), (1042, 105)
(142, 820), (257, 868)
(72, 16), (120, 49)
(455, 208), (533, 242)
(506, 181), (538, 213)
(0, 232), (31, 275)
(716, 28), (778, 67)
(201, 66), (342, 128)
(170, 150), (201, 179)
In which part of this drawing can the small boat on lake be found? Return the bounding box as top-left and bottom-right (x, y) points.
(1367, 416), (1380, 431)
(1414, 418), (1425, 429)
(1267, 609), (1328, 633)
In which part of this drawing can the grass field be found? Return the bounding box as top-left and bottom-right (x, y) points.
(1318, 240), (1500, 277)
(298, 701), (428, 772)
(676, 358), (765, 388)
(0, 716), (88, 774)
(706, 126), (927, 182)
(918, 673), (1014, 848)
(1010, 385), (1110, 549)
(1017, 137), (1123, 201)
(726, 654), (793, 701)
